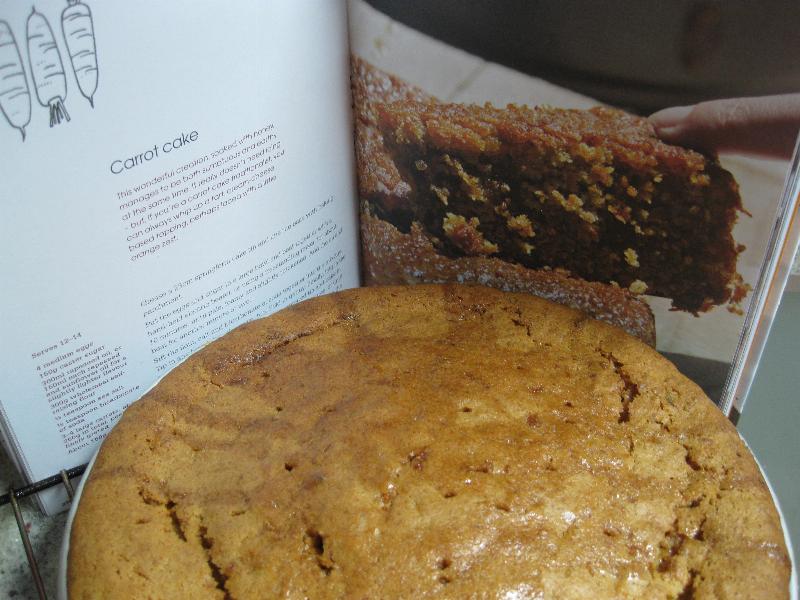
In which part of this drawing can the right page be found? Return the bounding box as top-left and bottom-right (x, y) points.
(348, 0), (800, 418)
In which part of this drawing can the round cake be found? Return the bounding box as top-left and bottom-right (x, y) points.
(68, 285), (790, 599)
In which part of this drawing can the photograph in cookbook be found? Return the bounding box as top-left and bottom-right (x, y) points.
(349, 0), (800, 414)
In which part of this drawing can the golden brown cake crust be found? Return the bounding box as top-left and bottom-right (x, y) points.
(68, 285), (789, 599)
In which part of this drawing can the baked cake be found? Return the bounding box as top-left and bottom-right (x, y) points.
(353, 57), (748, 314)
(68, 285), (790, 599)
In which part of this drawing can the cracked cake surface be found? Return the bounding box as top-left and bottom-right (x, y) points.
(68, 285), (789, 599)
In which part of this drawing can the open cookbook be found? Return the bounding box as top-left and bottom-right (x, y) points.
(1, 0), (798, 514)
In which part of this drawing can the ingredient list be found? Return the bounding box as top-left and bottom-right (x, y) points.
(32, 333), (139, 454)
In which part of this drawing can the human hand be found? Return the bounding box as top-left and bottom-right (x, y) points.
(649, 94), (800, 160)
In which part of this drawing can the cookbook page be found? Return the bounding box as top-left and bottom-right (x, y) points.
(348, 0), (799, 417)
(0, 0), (359, 513)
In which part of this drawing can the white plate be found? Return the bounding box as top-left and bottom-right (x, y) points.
(57, 447), (98, 600)
(58, 439), (798, 600)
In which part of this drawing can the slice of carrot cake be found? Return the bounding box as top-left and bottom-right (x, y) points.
(371, 99), (746, 314)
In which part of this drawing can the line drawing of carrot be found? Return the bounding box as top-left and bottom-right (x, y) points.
(27, 6), (70, 127)
(0, 20), (32, 140)
(61, 0), (97, 107)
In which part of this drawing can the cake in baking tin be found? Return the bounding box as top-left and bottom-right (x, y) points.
(68, 285), (789, 599)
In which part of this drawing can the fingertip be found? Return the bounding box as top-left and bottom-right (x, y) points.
(652, 125), (682, 142)
(649, 105), (693, 129)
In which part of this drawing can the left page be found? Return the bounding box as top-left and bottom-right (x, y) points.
(0, 0), (359, 513)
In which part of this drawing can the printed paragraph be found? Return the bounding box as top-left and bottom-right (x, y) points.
(117, 124), (285, 261)
(136, 198), (345, 372)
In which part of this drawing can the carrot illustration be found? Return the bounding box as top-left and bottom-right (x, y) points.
(0, 20), (31, 140)
(61, 0), (97, 107)
(27, 7), (70, 127)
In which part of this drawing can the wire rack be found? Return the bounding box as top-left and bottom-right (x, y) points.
(1, 465), (87, 600)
